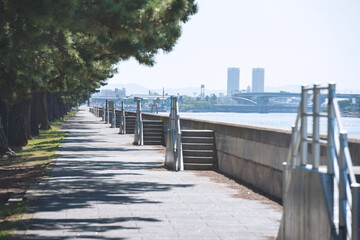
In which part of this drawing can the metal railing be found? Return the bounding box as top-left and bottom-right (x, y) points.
(119, 101), (126, 134)
(283, 83), (360, 240)
(165, 96), (183, 171)
(134, 99), (143, 145)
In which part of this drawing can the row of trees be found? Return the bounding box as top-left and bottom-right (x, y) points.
(338, 99), (360, 113)
(179, 95), (218, 111)
(0, 0), (197, 156)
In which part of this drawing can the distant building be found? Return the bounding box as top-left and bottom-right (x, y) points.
(200, 84), (205, 99)
(101, 89), (115, 97)
(227, 68), (240, 96)
(252, 68), (265, 92)
(115, 88), (126, 97)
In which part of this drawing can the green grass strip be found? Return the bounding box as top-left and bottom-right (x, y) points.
(0, 110), (76, 239)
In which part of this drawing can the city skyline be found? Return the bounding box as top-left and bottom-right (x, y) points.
(103, 0), (360, 93)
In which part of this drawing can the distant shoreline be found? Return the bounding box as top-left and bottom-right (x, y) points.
(341, 114), (360, 118)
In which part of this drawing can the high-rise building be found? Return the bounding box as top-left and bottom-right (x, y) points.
(227, 68), (240, 96)
(252, 68), (265, 92)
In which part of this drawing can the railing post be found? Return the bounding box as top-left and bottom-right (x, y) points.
(312, 83), (321, 169)
(105, 100), (109, 124)
(300, 85), (308, 166)
(174, 97), (183, 171)
(119, 101), (126, 134)
(290, 126), (297, 168)
(111, 102), (116, 128)
(339, 132), (348, 239)
(134, 99), (143, 145)
(165, 97), (175, 169)
(102, 103), (105, 121)
(352, 183), (360, 240)
(282, 162), (288, 203)
(327, 83), (336, 174)
(170, 97), (176, 171)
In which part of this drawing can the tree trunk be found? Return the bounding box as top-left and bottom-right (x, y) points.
(0, 121), (9, 156)
(30, 92), (41, 136)
(26, 100), (32, 140)
(0, 99), (9, 140)
(0, 99), (13, 156)
(40, 92), (51, 130)
(52, 93), (61, 120)
(8, 98), (31, 147)
(46, 92), (53, 122)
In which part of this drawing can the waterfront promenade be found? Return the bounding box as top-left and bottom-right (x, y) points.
(15, 107), (282, 239)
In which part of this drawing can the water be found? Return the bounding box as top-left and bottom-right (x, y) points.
(172, 112), (360, 139)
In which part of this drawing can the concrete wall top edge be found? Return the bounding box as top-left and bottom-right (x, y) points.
(133, 111), (360, 146)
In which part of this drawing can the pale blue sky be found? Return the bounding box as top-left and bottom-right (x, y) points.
(106, 0), (360, 92)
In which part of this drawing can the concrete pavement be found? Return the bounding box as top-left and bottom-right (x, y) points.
(16, 107), (282, 239)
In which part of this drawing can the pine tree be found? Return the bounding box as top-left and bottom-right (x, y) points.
(0, 0), (197, 155)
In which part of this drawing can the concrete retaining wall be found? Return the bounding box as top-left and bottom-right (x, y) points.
(138, 111), (360, 200)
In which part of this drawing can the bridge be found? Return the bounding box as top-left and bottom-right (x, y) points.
(231, 91), (360, 113)
(232, 91), (360, 104)
(232, 91), (360, 99)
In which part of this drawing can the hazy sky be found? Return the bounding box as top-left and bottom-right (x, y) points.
(105, 0), (360, 92)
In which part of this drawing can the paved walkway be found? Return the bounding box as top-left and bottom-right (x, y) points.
(17, 107), (282, 240)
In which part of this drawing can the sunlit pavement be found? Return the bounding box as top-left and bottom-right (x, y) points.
(16, 106), (281, 240)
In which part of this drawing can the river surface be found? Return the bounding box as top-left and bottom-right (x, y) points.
(168, 112), (360, 139)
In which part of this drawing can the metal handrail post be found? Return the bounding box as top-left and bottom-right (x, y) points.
(165, 97), (175, 169)
(174, 97), (183, 171)
(282, 162), (288, 202)
(327, 83), (336, 174)
(290, 126), (297, 168)
(339, 132), (348, 239)
(300, 85), (308, 166)
(352, 183), (360, 240)
(105, 100), (109, 124)
(171, 97), (176, 170)
(312, 83), (321, 169)
(176, 119), (183, 171)
(111, 104), (116, 128)
(119, 101), (126, 134)
(172, 97), (177, 170)
(102, 103), (105, 121)
(134, 100), (138, 144)
(134, 99), (143, 145)
(107, 105), (110, 124)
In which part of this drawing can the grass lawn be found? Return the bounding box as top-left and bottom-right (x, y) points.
(0, 110), (76, 239)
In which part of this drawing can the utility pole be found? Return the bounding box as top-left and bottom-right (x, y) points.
(162, 87), (165, 112)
